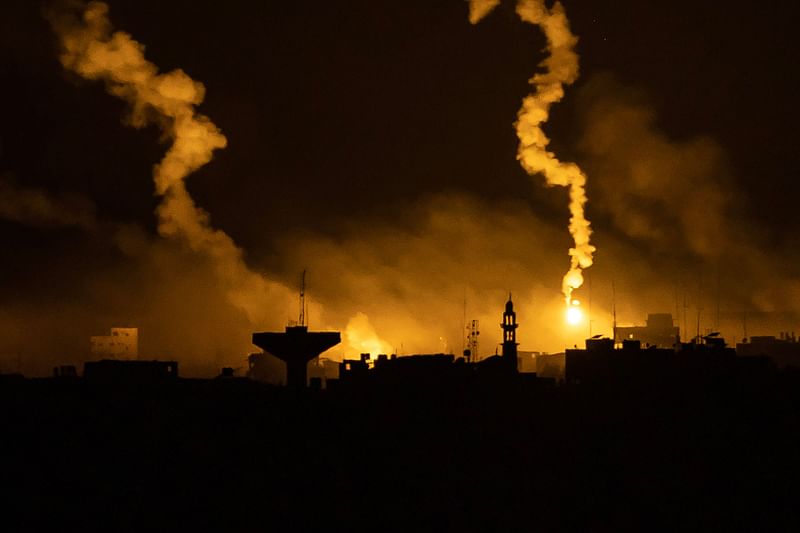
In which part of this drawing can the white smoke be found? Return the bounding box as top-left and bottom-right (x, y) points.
(469, 0), (594, 307)
(49, 1), (294, 327)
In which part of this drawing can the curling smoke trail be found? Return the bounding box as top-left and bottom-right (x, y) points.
(50, 1), (292, 325)
(469, 0), (595, 306)
(468, 0), (502, 24)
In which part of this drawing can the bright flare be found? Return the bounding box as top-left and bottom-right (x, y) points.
(566, 305), (583, 325)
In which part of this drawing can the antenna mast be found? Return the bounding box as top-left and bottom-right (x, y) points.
(588, 271), (592, 338)
(467, 320), (480, 363)
(683, 291), (688, 341)
(715, 264), (721, 331)
(696, 272), (703, 342)
(299, 269), (306, 327)
(612, 281), (617, 347)
(462, 293), (467, 355)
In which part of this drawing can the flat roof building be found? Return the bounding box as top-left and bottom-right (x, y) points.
(615, 313), (679, 348)
(90, 327), (138, 360)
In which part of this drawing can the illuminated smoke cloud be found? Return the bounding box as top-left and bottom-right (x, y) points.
(469, 0), (595, 306)
(344, 312), (394, 357)
(275, 193), (584, 357)
(468, 0), (502, 24)
(49, 1), (293, 326)
(0, 173), (96, 230)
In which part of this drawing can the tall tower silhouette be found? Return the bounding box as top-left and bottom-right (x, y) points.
(501, 294), (519, 372)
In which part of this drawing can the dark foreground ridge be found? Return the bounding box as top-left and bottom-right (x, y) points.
(3, 355), (800, 532)
(4, 302), (800, 530)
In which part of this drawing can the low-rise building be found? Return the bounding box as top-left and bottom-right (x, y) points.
(615, 313), (679, 348)
(90, 327), (138, 360)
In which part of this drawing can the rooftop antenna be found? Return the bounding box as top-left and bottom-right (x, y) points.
(462, 292), (467, 355)
(683, 291), (688, 342)
(715, 264), (721, 331)
(696, 272), (703, 343)
(588, 271), (593, 338)
(612, 280), (617, 346)
(467, 319), (480, 363)
(299, 269), (306, 327)
(696, 307), (702, 343)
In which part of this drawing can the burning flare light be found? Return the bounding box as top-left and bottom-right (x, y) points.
(469, 0), (595, 308)
(50, 2), (396, 355)
(566, 298), (582, 325)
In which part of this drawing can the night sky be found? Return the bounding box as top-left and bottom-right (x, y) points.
(2, 0), (800, 375)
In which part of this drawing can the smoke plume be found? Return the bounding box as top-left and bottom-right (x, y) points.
(0, 173), (96, 229)
(49, 1), (294, 327)
(468, 0), (501, 24)
(469, 0), (594, 307)
(6, 2), (787, 379)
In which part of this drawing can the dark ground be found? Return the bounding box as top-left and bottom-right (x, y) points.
(2, 363), (799, 531)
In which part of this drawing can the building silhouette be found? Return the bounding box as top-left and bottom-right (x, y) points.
(83, 359), (178, 383)
(90, 327), (138, 360)
(6, 298), (799, 531)
(251, 326), (341, 388)
(737, 332), (800, 368)
(566, 335), (740, 384)
(615, 313), (679, 348)
(336, 296), (526, 386)
(533, 351), (565, 381)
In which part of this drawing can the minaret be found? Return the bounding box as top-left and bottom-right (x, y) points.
(501, 294), (519, 372)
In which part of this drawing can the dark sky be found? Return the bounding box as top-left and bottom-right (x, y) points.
(1, 0), (800, 372)
(3, 0), (798, 242)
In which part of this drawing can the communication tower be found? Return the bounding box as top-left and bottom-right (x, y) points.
(465, 319), (480, 362)
(299, 269), (306, 327)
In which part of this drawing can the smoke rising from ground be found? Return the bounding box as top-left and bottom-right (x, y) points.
(469, 0), (595, 307)
(574, 76), (800, 332)
(273, 193), (578, 357)
(4, 3), (799, 376)
(3, 71), (799, 374)
(39, 1), (409, 372)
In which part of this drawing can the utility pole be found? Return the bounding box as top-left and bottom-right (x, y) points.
(467, 320), (480, 363)
(696, 307), (702, 343)
(612, 280), (617, 347)
(696, 272), (704, 342)
(683, 292), (688, 342)
(299, 269), (306, 327)
(588, 271), (593, 338)
(462, 293), (467, 356)
(715, 264), (721, 331)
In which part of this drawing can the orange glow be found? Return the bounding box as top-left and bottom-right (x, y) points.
(344, 312), (393, 358)
(566, 299), (583, 325)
